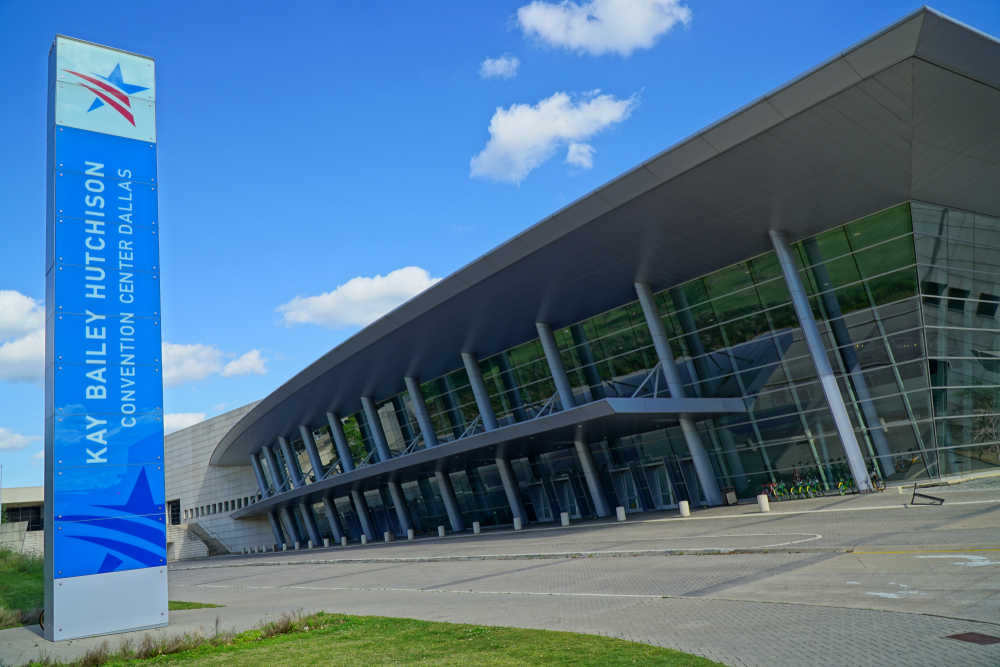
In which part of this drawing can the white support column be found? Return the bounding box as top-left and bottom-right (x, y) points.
(769, 230), (873, 491)
(387, 482), (415, 533)
(299, 425), (326, 482)
(250, 453), (270, 498)
(635, 282), (724, 506)
(361, 397), (393, 462)
(278, 436), (304, 488)
(322, 495), (346, 544)
(405, 376), (439, 447)
(536, 322), (576, 410)
(351, 489), (377, 541)
(299, 500), (322, 546)
(496, 457), (528, 525)
(262, 445), (287, 494)
(574, 438), (612, 517)
(267, 510), (286, 547)
(435, 470), (466, 532)
(462, 353), (499, 431)
(326, 412), (355, 473)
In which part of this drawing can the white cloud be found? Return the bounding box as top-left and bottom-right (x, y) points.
(31, 450), (44, 465)
(0, 427), (41, 452)
(162, 342), (224, 388)
(221, 349), (267, 378)
(517, 0), (691, 56)
(278, 266), (441, 329)
(164, 413), (206, 435)
(480, 54), (521, 79)
(565, 141), (595, 168)
(470, 90), (635, 184)
(0, 291), (45, 385)
(0, 290), (44, 340)
(0, 327), (44, 384)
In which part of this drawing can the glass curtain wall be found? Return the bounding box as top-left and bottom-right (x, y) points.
(330, 201), (999, 515)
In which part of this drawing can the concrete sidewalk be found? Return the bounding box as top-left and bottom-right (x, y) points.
(2, 488), (998, 667)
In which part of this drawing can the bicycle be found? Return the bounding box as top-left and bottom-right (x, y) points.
(837, 475), (855, 496)
(869, 468), (886, 492)
(894, 452), (923, 473)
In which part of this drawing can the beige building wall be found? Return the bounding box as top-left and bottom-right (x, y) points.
(164, 402), (274, 556)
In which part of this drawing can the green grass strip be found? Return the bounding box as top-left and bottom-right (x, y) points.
(21, 611), (721, 667)
(167, 602), (225, 611)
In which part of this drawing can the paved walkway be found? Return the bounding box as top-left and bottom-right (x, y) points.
(3, 488), (999, 666)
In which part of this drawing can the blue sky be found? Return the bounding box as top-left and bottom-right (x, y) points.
(2, 0), (999, 488)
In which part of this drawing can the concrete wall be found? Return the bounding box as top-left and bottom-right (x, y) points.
(166, 524), (209, 561)
(0, 521), (42, 556)
(165, 402), (273, 556)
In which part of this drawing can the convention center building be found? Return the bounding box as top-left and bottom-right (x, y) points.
(162, 8), (1000, 555)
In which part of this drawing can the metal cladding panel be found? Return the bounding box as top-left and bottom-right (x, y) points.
(44, 36), (165, 641)
(214, 10), (1000, 468)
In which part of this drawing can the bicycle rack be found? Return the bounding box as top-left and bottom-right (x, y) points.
(910, 483), (945, 505)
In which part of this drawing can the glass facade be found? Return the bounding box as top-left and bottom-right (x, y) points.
(265, 201), (1000, 536)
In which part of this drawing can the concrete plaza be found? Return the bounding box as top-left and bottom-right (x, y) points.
(3, 484), (999, 667)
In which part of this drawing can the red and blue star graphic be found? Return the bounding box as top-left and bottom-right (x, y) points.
(63, 64), (148, 127)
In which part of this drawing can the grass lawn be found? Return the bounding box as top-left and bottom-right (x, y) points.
(0, 547), (43, 628)
(25, 612), (721, 667)
(167, 602), (224, 611)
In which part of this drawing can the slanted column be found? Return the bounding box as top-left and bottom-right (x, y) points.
(280, 506), (302, 545)
(497, 352), (528, 422)
(462, 353), (499, 431)
(769, 230), (873, 491)
(387, 482), (415, 533)
(299, 500), (322, 546)
(635, 282), (724, 507)
(574, 438), (612, 517)
(536, 322), (576, 410)
(267, 510), (286, 547)
(351, 490), (377, 541)
(321, 495), (346, 544)
(250, 453), (270, 498)
(405, 377), (439, 447)
(361, 397), (393, 462)
(278, 436), (304, 488)
(326, 413), (355, 473)
(300, 425), (326, 482)
(262, 445), (287, 495)
(802, 238), (895, 475)
(495, 457), (528, 525)
(435, 471), (466, 532)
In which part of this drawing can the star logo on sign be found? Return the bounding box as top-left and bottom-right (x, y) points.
(63, 64), (148, 126)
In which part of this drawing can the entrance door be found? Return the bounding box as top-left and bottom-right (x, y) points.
(553, 479), (581, 519)
(642, 463), (677, 509)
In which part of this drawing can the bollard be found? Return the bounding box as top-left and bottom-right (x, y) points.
(307, 540), (313, 549)
(407, 528), (415, 541)
(560, 512), (570, 527)
(283, 544), (288, 552)
(438, 525), (446, 537)
(757, 494), (770, 513)
(513, 517), (522, 531)
(473, 521), (481, 534)
(616, 506), (627, 522)
(341, 536), (348, 547)
(294, 541), (301, 550)
(361, 534), (368, 545)
(323, 537), (330, 547)
(679, 500), (691, 517)
(384, 531), (394, 542)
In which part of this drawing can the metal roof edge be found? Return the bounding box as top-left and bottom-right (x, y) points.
(211, 7), (986, 466)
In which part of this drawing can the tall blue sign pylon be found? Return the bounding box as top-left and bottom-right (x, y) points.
(45, 35), (166, 641)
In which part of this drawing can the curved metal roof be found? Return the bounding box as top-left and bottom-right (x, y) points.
(214, 7), (1000, 467)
